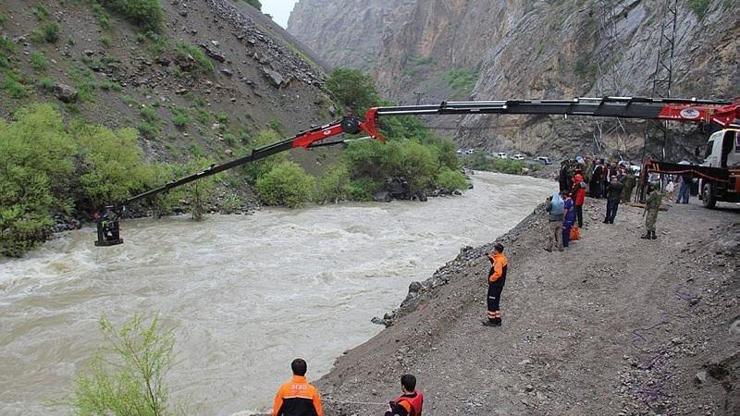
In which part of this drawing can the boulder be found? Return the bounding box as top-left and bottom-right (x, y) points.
(52, 83), (78, 103)
(261, 67), (284, 88)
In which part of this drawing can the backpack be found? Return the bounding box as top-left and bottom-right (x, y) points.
(550, 192), (564, 215)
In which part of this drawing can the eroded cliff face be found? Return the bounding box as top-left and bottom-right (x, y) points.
(289, 0), (738, 160)
(288, 0), (416, 71)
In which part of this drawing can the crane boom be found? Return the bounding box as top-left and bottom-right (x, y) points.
(95, 96), (739, 246)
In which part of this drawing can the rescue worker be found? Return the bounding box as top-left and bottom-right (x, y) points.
(621, 169), (636, 203)
(571, 169), (587, 228)
(385, 374), (424, 416)
(272, 358), (324, 416)
(676, 174), (691, 204)
(604, 176), (624, 224)
(483, 243), (508, 327)
(641, 184), (662, 240)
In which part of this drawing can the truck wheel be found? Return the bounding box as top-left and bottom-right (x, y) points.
(701, 183), (716, 209)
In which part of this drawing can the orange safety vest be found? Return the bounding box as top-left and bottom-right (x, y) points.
(393, 391), (424, 416)
(272, 375), (324, 416)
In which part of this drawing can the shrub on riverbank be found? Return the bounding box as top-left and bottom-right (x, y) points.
(69, 315), (178, 416)
(0, 104), (160, 256)
(256, 161), (315, 208)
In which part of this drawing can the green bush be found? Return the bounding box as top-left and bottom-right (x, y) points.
(256, 161), (315, 208)
(436, 168), (468, 192)
(138, 106), (160, 138)
(74, 123), (152, 208)
(175, 42), (214, 75)
(241, 129), (288, 183)
(2, 70), (28, 98)
(315, 164), (351, 204)
(346, 178), (381, 201)
(30, 22), (60, 43)
(0, 104), (160, 256)
(171, 107), (190, 128)
(0, 35), (15, 68)
(31, 5), (50, 21)
(69, 314), (177, 416)
(30, 51), (48, 72)
(98, 0), (164, 32)
(69, 66), (97, 102)
(220, 193), (243, 214)
(325, 68), (379, 114)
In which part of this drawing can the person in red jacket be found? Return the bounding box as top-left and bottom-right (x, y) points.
(272, 359), (324, 416)
(482, 243), (508, 327)
(571, 169), (587, 228)
(385, 374), (424, 416)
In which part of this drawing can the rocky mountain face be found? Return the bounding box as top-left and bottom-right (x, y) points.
(0, 0), (333, 163)
(289, 0), (416, 71)
(289, 0), (738, 160)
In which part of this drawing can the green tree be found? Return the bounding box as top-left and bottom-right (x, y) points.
(315, 163), (351, 204)
(75, 123), (152, 209)
(325, 68), (379, 114)
(436, 168), (468, 192)
(242, 0), (262, 10)
(256, 161), (315, 208)
(69, 314), (177, 416)
(0, 104), (76, 256)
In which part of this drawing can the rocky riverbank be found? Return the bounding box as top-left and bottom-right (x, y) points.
(316, 198), (739, 415)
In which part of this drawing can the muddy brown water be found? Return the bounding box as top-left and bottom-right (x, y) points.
(0, 172), (554, 415)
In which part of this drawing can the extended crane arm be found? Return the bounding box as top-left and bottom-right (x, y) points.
(95, 95), (738, 246)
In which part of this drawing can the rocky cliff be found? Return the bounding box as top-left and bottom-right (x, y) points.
(289, 0), (738, 160)
(0, 0), (333, 163)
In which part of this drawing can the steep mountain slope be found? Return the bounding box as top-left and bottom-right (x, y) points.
(0, 0), (333, 164)
(289, 0), (738, 160)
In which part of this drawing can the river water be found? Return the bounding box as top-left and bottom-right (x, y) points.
(0, 172), (554, 415)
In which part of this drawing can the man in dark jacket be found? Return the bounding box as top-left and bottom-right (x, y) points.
(604, 176), (624, 224)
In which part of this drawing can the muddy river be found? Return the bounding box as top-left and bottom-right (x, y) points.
(0, 171), (554, 415)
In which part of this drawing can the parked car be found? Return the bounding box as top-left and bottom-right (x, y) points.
(512, 154), (526, 160)
(496, 152), (508, 159)
(536, 156), (552, 165)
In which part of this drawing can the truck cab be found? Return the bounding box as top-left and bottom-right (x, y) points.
(702, 129), (738, 169)
(698, 128), (739, 208)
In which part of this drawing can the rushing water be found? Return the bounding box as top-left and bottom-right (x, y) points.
(0, 172), (554, 415)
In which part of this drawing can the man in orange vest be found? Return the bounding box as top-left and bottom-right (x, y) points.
(385, 374), (424, 416)
(482, 243), (508, 327)
(272, 358), (324, 416)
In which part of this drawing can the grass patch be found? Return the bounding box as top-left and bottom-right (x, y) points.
(0, 35), (16, 69)
(175, 42), (214, 75)
(30, 22), (60, 44)
(69, 66), (97, 102)
(90, 1), (111, 30)
(171, 106), (190, 128)
(3, 70), (28, 98)
(100, 34), (112, 47)
(38, 77), (54, 92)
(30, 52), (48, 72)
(138, 106), (161, 139)
(98, 79), (123, 92)
(97, 0), (164, 32)
(31, 5), (50, 21)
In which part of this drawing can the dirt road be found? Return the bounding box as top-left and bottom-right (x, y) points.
(317, 198), (739, 416)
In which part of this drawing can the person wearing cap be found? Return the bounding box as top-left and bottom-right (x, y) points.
(272, 358), (324, 416)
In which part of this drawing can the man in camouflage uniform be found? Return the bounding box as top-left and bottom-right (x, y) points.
(641, 184), (661, 240)
(621, 169), (636, 203)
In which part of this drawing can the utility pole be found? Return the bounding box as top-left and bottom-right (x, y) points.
(639, 0), (679, 201)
